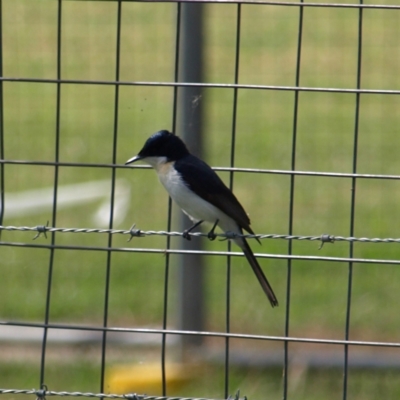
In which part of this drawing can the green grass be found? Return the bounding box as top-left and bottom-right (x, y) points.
(1, 0), (400, 398)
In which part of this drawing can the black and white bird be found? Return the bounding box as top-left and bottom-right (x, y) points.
(125, 130), (278, 307)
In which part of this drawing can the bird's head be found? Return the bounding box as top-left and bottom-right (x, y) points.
(125, 130), (189, 167)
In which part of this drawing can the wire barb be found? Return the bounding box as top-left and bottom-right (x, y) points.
(33, 222), (49, 240)
(123, 395), (143, 400)
(227, 390), (245, 400)
(219, 231), (238, 241)
(127, 224), (144, 242)
(35, 385), (48, 400)
(319, 234), (335, 249)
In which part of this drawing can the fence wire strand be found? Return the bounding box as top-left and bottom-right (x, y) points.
(1, 320), (400, 349)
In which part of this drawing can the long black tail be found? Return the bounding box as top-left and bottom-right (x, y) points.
(241, 238), (278, 307)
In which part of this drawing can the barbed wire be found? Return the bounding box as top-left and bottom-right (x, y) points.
(1, 224), (400, 247)
(0, 387), (246, 400)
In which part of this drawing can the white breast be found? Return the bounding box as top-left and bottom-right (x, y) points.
(155, 161), (238, 233)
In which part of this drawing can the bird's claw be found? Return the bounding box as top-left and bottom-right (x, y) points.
(207, 231), (217, 241)
(207, 219), (219, 241)
(182, 230), (192, 241)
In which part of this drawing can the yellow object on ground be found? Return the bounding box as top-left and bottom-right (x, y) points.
(105, 363), (194, 394)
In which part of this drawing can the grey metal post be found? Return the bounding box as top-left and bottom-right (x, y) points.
(176, 3), (204, 349)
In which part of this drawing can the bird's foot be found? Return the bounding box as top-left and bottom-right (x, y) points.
(182, 220), (204, 241)
(207, 231), (217, 241)
(207, 219), (219, 241)
(182, 230), (192, 241)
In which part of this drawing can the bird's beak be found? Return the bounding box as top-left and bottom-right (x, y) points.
(125, 155), (142, 165)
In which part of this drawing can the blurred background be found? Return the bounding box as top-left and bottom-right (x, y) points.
(1, 0), (400, 399)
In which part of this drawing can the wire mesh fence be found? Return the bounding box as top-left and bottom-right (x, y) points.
(1, 0), (400, 399)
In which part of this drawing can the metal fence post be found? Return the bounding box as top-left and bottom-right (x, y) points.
(176, 2), (204, 350)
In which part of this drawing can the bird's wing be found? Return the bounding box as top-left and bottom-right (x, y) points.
(174, 155), (254, 234)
